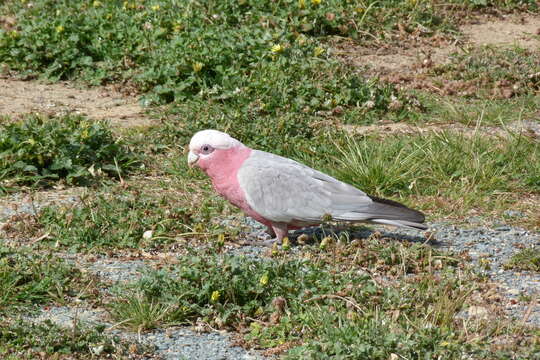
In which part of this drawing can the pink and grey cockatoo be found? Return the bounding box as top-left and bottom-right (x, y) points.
(188, 130), (427, 243)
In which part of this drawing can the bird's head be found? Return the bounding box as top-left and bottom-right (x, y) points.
(188, 130), (245, 171)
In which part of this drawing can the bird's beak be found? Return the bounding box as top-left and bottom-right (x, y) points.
(187, 151), (199, 167)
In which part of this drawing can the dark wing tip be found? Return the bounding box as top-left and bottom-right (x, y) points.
(368, 195), (409, 209)
(368, 195), (426, 223)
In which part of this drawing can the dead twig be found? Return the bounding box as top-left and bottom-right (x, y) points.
(304, 294), (365, 314)
(29, 232), (51, 244)
(521, 300), (536, 325)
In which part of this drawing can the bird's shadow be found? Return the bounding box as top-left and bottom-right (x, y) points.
(287, 225), (442, 247)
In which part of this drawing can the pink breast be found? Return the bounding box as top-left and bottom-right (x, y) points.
(202, 147), (273, 228)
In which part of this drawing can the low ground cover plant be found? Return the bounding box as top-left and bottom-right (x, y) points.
(0, 245), (82, 314)
(0, 114), (139, 191)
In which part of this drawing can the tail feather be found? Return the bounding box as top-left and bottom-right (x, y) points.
(331, 195), (428, 230)
(365, 195), (426, 223)
(364, 195), (427, 230)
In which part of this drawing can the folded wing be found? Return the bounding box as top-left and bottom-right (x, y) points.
(237, 150), (426, 230)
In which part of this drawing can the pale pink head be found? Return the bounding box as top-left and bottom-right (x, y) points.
(187, 130), (247, 174)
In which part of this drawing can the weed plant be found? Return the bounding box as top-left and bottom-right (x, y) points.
(505, 248), (540, 272)
(0, 246), (81, 314)
(0, 114), (139, 191)
(109, 238), (538, 358)
(0, 319), (146, 358)
(38, 191), (197, 251)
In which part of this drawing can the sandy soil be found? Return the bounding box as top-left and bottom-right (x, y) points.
(336, 13), (540, 74)
(0, 78), (150, 127)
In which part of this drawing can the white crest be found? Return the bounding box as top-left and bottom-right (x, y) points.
(189, 129), (243, 151)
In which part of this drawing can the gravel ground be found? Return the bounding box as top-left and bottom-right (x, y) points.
(2, 199), (540, 356)
(26, 306), (265, 360)
(239, 218), (540, 326)
(0, 191), (79, 221)
(87, 258), (150, 283)
(131, 328), (264, 360)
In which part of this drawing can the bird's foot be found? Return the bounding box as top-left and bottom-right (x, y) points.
(265, 226), (276, 238)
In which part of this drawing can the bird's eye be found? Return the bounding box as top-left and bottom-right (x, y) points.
(200, 144), (214, 154)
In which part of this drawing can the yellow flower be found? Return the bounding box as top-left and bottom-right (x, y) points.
(93, 0), (102, 7)
(151, 5), (160, 11)
(313, 46), (324, 56)
(216, 233), (225, 247)
(255, 307), (264, 316)
(259, 273), (269, 286)
(192, 62), (203, 72)
(355, 7), (365, 13)
(210, 290), (220, 302)
(311, 0), (321, 5)
(296, 34), (307, 45)
(319, 236), (332, 250)
(271, 44), (284, 53)
(123, 1), (136, 10)
(298, 0), (305, 8)
(173, 22), (183, 32)
(55, 25), (64, 33)
(271, 242), (278, 256)
(282, 237), (290, 251)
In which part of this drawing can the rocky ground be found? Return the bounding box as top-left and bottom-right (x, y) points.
(2, 193), (539, 358)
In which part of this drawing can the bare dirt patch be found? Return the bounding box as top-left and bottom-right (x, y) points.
(336, 14), (540, 76)
(0, 78), (151, 127)
(342, 119), (540, 140)
(0, 187), (83, 218)
(334, 13), (540, 108)
(463, 14), (540, 48)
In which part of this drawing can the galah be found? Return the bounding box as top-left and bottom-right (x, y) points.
(188, 130), (427, 243)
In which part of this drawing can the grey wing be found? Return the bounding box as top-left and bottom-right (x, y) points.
(237, 150), (374, 225)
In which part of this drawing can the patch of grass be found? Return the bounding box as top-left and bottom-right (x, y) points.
(2, 0), (534, 106)
(109, 291), (184, 331)
(108, 236), (538, 358)
(0, 319), (150, 359)
(333, 130), (540, 213)
(1, 0), (429, 158)
(34, 183), (228, 251)
(430, 45), (540, 99)
(109, 238), (463, 332)
(417, 93), (539, 126)
(504, 248), (540, 272)
(0, 0), (456, 85)
(0, 246), (83, 314)
(151, 99), (362, 158)
(0, 114), (139, 192)
(0, 0), (412, 104)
